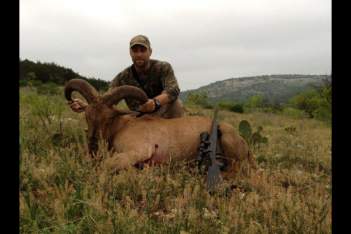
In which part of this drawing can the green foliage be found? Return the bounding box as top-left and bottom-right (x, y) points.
(23, 92), (65, 134)
(217, 101), (244, 113)
(20, 79), (28, 87)
(313, 106), (331, 122)
(230, 103), (244, 113)
(180, 75), (331, 109)
(26, 71), (37, 80)
(217, 101), (233, 110)
(238, 120), (252, 141)
(289, 90), (319, 117)
(288, 81), (331, 122)
(36, 82), (61, 95)
(19, 58), (109, 89)
(185, 91), (212, 108)
(87, 77), (110, 91)
(244, 94), (266, 111)
(28, 79), (43, 87)
(282, 107), (307, 118)
(239, 120), (268, 148)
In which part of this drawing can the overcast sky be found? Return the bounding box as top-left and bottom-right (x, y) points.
(20, 0), (331, 91)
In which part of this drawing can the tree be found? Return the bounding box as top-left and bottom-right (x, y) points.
(185, 91), (212, 108)
(288, 79), (331, 121)
(245, 95), (264, 109)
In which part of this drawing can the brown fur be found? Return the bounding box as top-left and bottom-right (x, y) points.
(65, 79), (256, 176)
(83, 103), (256, 177)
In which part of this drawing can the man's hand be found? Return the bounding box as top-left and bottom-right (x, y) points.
(138, 99), (156, 113)
(68, 98), (87, 113)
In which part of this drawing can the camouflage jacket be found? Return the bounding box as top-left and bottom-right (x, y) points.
(110, 59), (180, 111)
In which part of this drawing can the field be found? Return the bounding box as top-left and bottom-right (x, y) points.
(20, 87), (331, 234)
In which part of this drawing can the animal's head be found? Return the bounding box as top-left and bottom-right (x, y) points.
(64, 79), (148, 155)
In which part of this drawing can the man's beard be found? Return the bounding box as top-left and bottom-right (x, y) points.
(135, 60), (145, 67)
(134, 60), (149, 70)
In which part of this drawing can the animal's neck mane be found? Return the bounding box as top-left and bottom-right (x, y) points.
(100, 110), (137, 151)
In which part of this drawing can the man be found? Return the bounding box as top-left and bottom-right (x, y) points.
(69, 34), (184, 118)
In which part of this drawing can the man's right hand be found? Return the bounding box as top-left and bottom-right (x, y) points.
(68, 98), (87, 113)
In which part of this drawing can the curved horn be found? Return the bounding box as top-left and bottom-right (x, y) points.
(102, 85), (148, 107)
(64, 79), (99, 104)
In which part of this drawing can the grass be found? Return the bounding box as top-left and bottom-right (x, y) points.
(20, 87), (331, 234)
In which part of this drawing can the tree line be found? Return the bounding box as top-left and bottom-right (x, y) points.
(20, 58), (110, 91)
(185, 78), (331, 122)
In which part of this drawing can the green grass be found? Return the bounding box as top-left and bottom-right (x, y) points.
(20, 87), (331, 234)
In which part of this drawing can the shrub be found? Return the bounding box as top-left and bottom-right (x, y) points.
(288, 81), (331, 121)
(217, 101), (244, 113)
(28, 79), (43, 87)
(313, 106), (331, 122)
(218, 101), (233, 110)
(36, 82), (60, 95)
(230, 104), (244, 113)
(185, 91), (212, 109)
(238, 120), (268, 148)
(20, 79), (28, 87)
(282, 107), (307, 118)
(244, 95), (264, 109)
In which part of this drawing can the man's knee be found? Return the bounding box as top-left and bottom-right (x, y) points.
(159, 99), (184, 118)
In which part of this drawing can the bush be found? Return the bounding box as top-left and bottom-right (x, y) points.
(20, 79), (28, 87)
(238, 120), (268, 148)
(230, 104), (244, 113)
(185, 91), (212, 108)
(36, 82), (60, 95)
(218, 101), (233, 110)
(282, 107), (307, 118)
(87, 78), (109, 91)
(288, 81), (331, 121)
(313, 106), (331, 122)
(217, 101), (244, 113)
(28, 79), (43, 87)
(244, 95), (264, 109)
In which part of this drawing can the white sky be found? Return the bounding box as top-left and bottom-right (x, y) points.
(20, 0), (331, 91)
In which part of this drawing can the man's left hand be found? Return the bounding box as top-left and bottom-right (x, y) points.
(138, 99), (156, 113)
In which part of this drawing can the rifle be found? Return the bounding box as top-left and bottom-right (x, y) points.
(206, 107), (223, 192)
(196, 107), (224, 192)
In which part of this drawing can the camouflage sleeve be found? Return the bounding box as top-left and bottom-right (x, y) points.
(161, 62), (180, 102)
(109, 73), (123, 90)
(109, 71), (139, 111)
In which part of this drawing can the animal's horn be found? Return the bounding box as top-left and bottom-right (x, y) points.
(64, 79), (99, 104)
(102, 85), (148, 107)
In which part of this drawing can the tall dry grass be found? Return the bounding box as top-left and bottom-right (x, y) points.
(20, 87), (331, 234)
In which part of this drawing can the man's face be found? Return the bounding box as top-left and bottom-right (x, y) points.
(130, 45), (152, 69)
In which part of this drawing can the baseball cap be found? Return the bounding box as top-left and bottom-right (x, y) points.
(130, 35), (151, 49)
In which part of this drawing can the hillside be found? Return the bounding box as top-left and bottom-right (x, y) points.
(180, 74), (331, 104)
(20, 58), (330, 104)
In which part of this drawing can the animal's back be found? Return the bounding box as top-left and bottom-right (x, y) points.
(114, 115), (212, 160)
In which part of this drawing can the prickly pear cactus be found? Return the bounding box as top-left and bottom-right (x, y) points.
(251, 131), (268, 145)
(239, 120), (252, 142)
(239, 120), (268, 148)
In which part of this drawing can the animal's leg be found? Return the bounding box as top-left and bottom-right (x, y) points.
(218, 123), (256, 178)
(103, 145), (154, 173)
